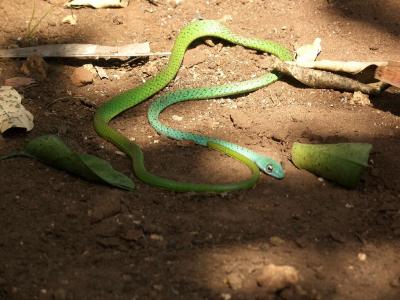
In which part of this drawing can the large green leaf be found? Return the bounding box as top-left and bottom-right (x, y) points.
(291, 142), (373, 188)
(0, 135), (134, 191)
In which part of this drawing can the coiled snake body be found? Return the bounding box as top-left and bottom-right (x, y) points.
(94, 20), (293, 192)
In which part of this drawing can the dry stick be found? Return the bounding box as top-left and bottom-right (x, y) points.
(272, 57), (386, 95)
(0, 44), (171, 59)
(146, 0), (159, 5)
(46, 96), (96, 109)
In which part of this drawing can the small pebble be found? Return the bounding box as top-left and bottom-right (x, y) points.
(225, 273), (243, 290)
(152, 284), (163, 291)
(89, 196), (121, 223)
(71, 67), (93, 87)
(390, 276), (400, 288)
(121, 228), (143, 241)
(256, 264), (299, 292)
(149, 234), (164, 241)
(220, 293), (232, 300)
(172, 115), (183, 121)
(358, 252), (367, 261)
(62, 15), (77, 25)
(350, 91), (371, 106)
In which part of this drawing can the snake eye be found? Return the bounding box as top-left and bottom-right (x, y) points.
(266, 164), (273, 173)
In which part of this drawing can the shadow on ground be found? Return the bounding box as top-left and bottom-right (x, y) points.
(328, 0), (400, 36)
(1, 8), (400, 298)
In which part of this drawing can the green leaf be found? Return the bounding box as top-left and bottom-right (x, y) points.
(291, 142), (373, 188)
(1, 135), (135, 191)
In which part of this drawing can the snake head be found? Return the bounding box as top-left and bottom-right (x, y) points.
(255, 157), (285, 179)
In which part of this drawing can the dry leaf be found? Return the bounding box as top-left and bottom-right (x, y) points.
(287, 60), (387, 74)
(0, 135), (135, 190)
(0, 86), (34, 133)
(375, 61), (400, 88)
(65, 0), (129, 8)
(4, 77), (36, 88)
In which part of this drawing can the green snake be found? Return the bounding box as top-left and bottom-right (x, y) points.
(94, 20), (292, 192)
(147, 74), (287, 178)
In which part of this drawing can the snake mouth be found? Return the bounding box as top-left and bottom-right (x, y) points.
(268, 167), (285, 179)
(273, 161), (286, 179)
(272, 170), (285, 180)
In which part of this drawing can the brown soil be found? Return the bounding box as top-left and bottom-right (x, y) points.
(0, 1), (400, 299)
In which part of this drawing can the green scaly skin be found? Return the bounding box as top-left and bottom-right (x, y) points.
(148, 74), (286, 178)
(94, 20), (293, 192)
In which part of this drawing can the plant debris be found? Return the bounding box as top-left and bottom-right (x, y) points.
(272, 57), (385, 95)
(0, 43), (169, 59)
(375, 61), (400, 88)
(291, 142), (373, 188)
(0, 135), (135, 190)
(287, 60), (387, 74)
(4, 77), (36, 88)
(0, 86), (34, 133)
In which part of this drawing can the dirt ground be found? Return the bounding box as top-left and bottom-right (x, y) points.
(0, 0), (399, 299)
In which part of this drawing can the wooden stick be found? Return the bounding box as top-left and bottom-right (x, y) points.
(272, 57), (386, 95)
(0, 43), (170, 59)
